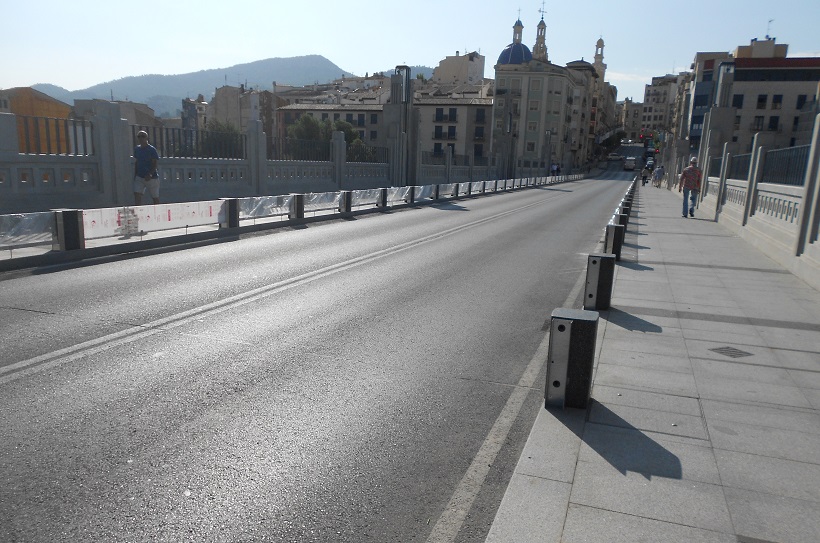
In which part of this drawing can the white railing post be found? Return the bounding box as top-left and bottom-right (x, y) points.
(743, 133), (765, 227)
(795, 113), (820, 256)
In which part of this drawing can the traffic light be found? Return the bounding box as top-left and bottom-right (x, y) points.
(639, 134), (644, 140)
(655, 148), (660, 154)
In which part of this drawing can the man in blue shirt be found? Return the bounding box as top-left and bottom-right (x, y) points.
(133, 130), (160, 205)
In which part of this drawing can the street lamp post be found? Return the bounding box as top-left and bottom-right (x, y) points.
(544, 130), (552, 177)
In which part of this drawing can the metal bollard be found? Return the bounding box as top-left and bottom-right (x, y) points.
(583, 253), (616, 310)
(289, 194), (305, 220)
(545, 308), (599, 409)
(617, 211), (629, 231)
(219, 198), (240, 229)
(53, 209), (85, 251)
(605, 223), (624, 261)
(339, 191), (353, 213)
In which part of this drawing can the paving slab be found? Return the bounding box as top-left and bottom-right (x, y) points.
(561, 504), (736, 543)
(486, 184), (820, 542)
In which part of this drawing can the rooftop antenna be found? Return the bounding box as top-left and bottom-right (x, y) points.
(766, 19), (774, 39)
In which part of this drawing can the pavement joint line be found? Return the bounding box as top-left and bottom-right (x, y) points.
(426, 232), (594, 543)
(1, 197), (562, 385)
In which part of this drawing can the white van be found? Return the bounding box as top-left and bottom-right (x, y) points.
(623, 156), (637, 170)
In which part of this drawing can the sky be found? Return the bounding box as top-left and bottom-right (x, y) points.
(2, 0), (818, 102)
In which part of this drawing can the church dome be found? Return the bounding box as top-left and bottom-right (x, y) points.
(497, 42), (533, 65)
(497, 19), (533, 65)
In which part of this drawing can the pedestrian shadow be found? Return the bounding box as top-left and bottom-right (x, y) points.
(606, 308), (663, 333)
(584, 401), (683, 480)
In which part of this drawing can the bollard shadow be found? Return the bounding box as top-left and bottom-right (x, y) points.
(584, 400), (683, 480)
(431, 201), (469, 211)
(622, 242), (649, 250)
(606, 308), (663, 333)
(617, 261), (654, 272)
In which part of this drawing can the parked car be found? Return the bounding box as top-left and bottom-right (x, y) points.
(623, 157), (637, 170)
(607, 153), (622, 160)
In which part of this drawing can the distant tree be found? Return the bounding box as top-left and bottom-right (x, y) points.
(199, 119), (243, 159)
(287, 114), (324, 141)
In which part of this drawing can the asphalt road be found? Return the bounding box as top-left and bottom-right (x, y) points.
(0, 167), (633, 542)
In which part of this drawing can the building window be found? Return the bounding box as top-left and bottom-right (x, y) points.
(358, 130), (365, 139)
(321, 113), (329, 121)
(496, 119), (503, 130)
(346, 113), (353, 123)
(357, 113), (365, 126)
(447, 126), (456, 140)
(734, 116), (741, 130)
(449, 108), (457, 121)
(434, 142), (443, 155)
(772, 95), (782, 110)
(334, 113), (340, 121)
(474, 126), (484, 140)
(756, 94), (767, 109)
(511, 78), (521, 90)
(793, 117), (799, 130)
(474, 144), (484, 158)
(768, 116), (779, 131)
(435, 107), (444, 121)
(527, 121), (537, 132)
(797, 95), (808, 109)
(434, 126), (443, 139)
(529, 100), (539, 111)
(752, 116), (764, 130)
(694, 94), (709, 107)
(531, 79), (541, 91)
(370, 130), (377, 140)
(732, 94), (744, 109)
(475, 109), (486, 123)
(370, 113), (378, 124)
(526, 142), (535, 152)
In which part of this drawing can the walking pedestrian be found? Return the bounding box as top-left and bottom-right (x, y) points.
(133, 130), (160, 205)
(641, 166), (651, 186)
(652, 165), (665, 187)
(678, 157), (702, 218)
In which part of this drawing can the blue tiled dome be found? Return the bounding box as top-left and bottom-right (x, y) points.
(497, 43), (533, 65)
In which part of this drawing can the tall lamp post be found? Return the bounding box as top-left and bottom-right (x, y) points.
(544, 130), (552, 177)
(395, 65), (411, 186)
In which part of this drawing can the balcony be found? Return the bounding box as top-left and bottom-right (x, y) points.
(432, 132), (458, 140)
(433, 114), (458, 123)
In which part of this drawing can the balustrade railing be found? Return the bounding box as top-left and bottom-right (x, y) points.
(761, 145), (810, 186)
(132, 125), (246, 159)
(17, 116), (94, 156)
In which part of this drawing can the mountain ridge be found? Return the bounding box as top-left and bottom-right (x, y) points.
(30, 56), (435, 117)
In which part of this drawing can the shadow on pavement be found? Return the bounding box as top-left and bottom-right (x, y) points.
(585, 401), (683, 480)
(606, 308), (663, 333)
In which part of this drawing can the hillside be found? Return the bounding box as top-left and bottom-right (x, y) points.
(32, 55), (356, 117)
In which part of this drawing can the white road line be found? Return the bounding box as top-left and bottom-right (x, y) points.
(1, 196), (559, 385)
(426, 253), (590, 543)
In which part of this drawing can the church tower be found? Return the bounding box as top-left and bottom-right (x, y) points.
(532, 16), (548, 61)
(593, 37), (607, 79)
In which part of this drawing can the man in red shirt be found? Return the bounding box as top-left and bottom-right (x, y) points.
(679, 157), (702, 218)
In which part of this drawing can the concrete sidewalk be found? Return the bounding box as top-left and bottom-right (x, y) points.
(487, 183), (820, 542)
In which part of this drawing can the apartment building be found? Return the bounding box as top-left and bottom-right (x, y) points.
(618, 97), (643, 141)
(712, 38), (820, 151)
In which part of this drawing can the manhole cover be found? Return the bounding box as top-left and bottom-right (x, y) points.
(710, 346), (753, 358)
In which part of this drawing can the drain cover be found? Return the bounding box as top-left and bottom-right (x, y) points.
(710, 346), (754, 358)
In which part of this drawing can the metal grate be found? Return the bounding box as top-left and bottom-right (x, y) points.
(710, 346), (754, 359)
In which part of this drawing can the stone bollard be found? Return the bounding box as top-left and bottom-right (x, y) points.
(545, 308), (599, 409)
(583, 253), (616, 310)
